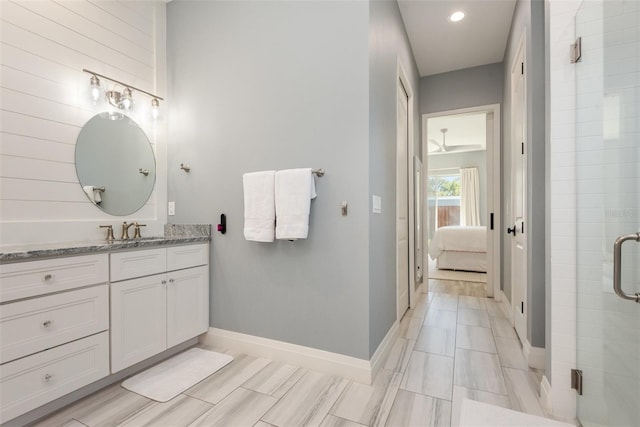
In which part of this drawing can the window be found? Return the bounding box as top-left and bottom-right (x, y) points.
(428, 171), (461, 231)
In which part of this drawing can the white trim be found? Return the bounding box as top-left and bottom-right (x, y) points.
(522, 340), (545, 370)
(202, 328), (374, 384)
(421, 103), (501, 300)
(499, 290), (513, 322)
(540, 375), (552, 414)
(397, 57), (416, 319)
(370, 321), (399, 381)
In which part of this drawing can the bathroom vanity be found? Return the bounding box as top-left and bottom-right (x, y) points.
(0, 230), (210, 424)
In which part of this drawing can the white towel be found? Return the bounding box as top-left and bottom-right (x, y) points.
(243, 170), (276, 242)
(82, 185), (102, 204)
(275, 168), (316, 240)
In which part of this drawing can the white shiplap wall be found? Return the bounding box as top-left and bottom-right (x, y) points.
(0, 0), (167, 246)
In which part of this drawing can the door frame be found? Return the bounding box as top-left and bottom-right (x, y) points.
(421, 103), (502, 299)
(397, 59), (416, 321)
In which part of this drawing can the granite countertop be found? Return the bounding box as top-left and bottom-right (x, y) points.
(0, 224), (211, 263)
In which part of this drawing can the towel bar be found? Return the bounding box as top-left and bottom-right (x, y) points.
(312, 168), (325, 177)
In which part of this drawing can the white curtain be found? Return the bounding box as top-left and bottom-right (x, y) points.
(460, 167), (480, 226)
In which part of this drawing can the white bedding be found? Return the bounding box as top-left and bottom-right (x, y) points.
(429, 226), (487, 260)
(436, 251), (487, 273)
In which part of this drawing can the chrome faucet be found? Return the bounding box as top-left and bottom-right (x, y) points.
(121, 221), (136, 240)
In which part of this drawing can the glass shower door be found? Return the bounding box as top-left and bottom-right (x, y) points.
(575, 1), (639, 426)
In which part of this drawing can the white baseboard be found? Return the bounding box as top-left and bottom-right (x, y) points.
(523, 339), (545, 370)
(202, 328), (379, 384)
(499, 290), (513, 322)
(540, 375), (552, 413)
(370, 321), (399, 381)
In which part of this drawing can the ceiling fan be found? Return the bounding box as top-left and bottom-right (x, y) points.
(428, 128), (483, 153)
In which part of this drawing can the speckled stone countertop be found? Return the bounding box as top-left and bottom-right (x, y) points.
(0, 224), (211, 263)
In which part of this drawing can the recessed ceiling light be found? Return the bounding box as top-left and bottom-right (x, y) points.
(449, 11), (465, 22)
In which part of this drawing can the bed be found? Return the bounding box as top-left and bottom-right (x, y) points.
(429, 226), (487, 273)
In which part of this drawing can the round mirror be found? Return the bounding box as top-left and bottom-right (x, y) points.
(75, 112), (156, 216)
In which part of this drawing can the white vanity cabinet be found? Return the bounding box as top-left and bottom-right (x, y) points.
(110, 243), (209, 373)
(0, 254), (110, 423)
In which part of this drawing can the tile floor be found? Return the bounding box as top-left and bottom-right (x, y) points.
(33, 279), (551, 427)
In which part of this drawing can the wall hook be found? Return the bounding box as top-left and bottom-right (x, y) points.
(139, 168), (149, 176)
(180, 163), (191, 173)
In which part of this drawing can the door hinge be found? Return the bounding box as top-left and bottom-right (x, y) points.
(570, 37), (582, 63)
(571, 369), (583, 395)
(521, 142), (524, 155)
(490, 213), (494, 230)
(520, 301), (524, 314)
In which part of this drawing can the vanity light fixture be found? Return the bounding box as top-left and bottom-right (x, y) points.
(120, 87), (133, 110)
(89, 74), (101, 102)
(83, 69), (163, 117)
(449, 10), (465, 22)
(151, 98), (160, 119)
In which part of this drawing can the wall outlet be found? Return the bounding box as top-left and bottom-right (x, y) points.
(372, 195), (382, 214)
(168, 201), (175, 216)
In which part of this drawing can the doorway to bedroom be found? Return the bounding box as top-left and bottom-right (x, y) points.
(422, 104), (501, 299)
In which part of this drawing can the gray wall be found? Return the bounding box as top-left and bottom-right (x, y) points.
(428, 150), (488, 226)
(167, 0), (371, 359)
(502, 0), (546, 349)
(368, 0), (421, 357)
(420, 63), (504, 115)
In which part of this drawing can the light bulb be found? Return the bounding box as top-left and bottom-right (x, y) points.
(449, 11), (465, 22)
(90, 75), (100, 103)
(151, 98), (160, 119)
(121, 87), (132, 110)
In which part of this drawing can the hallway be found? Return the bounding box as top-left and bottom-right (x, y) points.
(387, 279), (546, 425)
(33, 279), (554, 427)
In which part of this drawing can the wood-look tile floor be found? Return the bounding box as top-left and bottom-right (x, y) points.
(33, 279), (551, 427)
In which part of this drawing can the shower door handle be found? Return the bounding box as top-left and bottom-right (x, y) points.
(613, 232), (640, 303)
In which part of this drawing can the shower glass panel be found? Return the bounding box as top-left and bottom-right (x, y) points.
(575, 1), (639, 426)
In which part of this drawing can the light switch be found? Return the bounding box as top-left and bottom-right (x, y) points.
(168, 201), (175, 216)
(372, 195), (382, 214)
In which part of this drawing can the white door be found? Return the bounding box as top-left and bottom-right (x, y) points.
(397, 81), (410, 320)
(167, 265), (209, 347)
(110, 274), (167, 373)
(510, 44), (527, 341)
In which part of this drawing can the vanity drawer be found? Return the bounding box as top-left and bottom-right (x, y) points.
(0, 285), (108, 364)
(110, 248), (167, 282)
(0, 331), (109, 423)
(0, 254), (108, 303)
(167, 243), (209, 271)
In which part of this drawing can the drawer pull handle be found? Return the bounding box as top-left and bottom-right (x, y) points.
(43, 373), (54, 382)
(42, 320), (53, 328)
(161, 280), (167, 285)
(44, 274), (53, 281)
(169, 279), (174, 283)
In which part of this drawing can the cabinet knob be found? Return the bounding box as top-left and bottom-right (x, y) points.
(161, 280), (167, 285)
(43, 373), (54, 382)
(42, 320), (53, 328)
(44, 274), (53, 281)
(169, 279), (174, 283)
